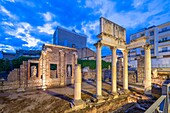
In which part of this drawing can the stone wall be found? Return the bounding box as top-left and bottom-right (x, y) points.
(137, 56), (145, 83)
(1, 44), (78, 92)
(117, 58), (123, 81)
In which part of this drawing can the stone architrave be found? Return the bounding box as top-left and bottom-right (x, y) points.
(110, 46), (117, 94)
(122, 49), (129, 90)
(144, 44), (152, 95)
(95, 42), (103, 99)
(73, 64), (85, 108)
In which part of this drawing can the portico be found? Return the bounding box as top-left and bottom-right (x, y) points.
(94, 17), (152, 99)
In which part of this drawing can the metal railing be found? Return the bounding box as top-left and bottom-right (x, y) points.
(145, 83), (170, 113)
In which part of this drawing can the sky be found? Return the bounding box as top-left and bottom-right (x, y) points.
(0, 0), (170, 56)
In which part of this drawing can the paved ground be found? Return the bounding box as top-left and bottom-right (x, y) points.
(0, 80), (156, 113)
(0, 81), (118, 113)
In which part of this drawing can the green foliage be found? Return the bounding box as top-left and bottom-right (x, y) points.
(0, 59), (5, 72)
(50, 64), (57, 70)
(5, 59), (10, 71)
(12, 56), (33, 68)
(78, 59), (111, 69)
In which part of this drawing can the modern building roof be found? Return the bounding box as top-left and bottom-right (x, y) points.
(130, 21), (170, 36)
(56, 26), (87, 37)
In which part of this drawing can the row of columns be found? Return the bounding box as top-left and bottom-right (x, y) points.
(73, 44), (152, 108)
(95, 42), (129, 98)
(95, 42), (152, 97)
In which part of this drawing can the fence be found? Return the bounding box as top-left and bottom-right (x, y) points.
(145, 83), (170, 113)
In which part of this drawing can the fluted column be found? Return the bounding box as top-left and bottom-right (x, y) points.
(95, 42), (102, 97)
(122, 49), (129, 90)
(144, 44), (152, 94)
(110, 46), (117, 93)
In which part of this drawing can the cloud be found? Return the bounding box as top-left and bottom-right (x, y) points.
(1, 21), (14, 26)
(42, 12), (55, 21)
(0, 5), (17, 19)
(132, 0), (146, 8)
(0, 44), (16, 52)
(37, 22), (59, 34)
(4, 22), (45, 48)
(81, 21), (99, 44)
(5, 0), (15, 3)
(84, 0), (169, 29)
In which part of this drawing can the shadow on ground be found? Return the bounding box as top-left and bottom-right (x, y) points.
(45, 90), (73, 103)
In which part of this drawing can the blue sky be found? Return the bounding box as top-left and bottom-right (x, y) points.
(0, 0), (170, 56)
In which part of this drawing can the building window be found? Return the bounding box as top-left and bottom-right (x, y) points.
(150, 40), (154, 44)
(151, 49), (154, 54)
(159, 27), (170, 33)
(141, 50), (145, 55)
(162, 47), (168, 52)
(150, 31), (154, 36)
(158, 37), (170, 43)
(50, 64), (58, 78)
(140, 33), (145, 37)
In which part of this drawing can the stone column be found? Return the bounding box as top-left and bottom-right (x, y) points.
(122, 50), (129, 90)
(42, 50), (47, 90)
(144, 44), (152, 95)
(73, 64), (84, 107)
(95, 42), (102, 98)
(59, 50), (65, 86)
(110, 47), (117, 94)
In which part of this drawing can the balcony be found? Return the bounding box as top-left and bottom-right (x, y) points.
(158, 39), (170, 43)
(158, 28), (170, 33)
(159, 50), (170, 53)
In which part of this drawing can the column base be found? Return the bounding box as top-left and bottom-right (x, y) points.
(144, 88), (151, 96)
(72, 99), (85, 109)
(124, 89), (130, 94)
(94, 95), (105, 103)
(110, 92), (119, 99)
(42, 86), (47, 91)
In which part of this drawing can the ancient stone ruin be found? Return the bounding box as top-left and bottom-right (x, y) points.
(4, 44), (78, 91)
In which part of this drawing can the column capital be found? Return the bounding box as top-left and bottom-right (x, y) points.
(94, 42), (102, 48)
(110, 46), (117, 50)
(42, 50), (47, 56)
(122, 49), (129, 54)
(59, 49), (65, 54)
(144, 44), (152, 50)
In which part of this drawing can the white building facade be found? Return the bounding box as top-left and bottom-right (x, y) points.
(129, 21), (170, 68)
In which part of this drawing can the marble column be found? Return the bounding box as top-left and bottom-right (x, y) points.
(110, 47), (117, 94)
(122, 50), (128, 90)
(59, 50), (65, 86)
(95, 42), (102, 98)
(144, 44), (152, 95)
(73, 64), (84, 107)
(42, 50), (47, 90)
(74, 64), (82, 101)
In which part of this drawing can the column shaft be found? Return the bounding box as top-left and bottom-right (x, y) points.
(42, 51), (47, 89)
(74, 64), (82, 100)
(144, 45), (151, 93)
(96, 43), (102, 96)
(111, 47), (117, 93)
(123, 50), (128, 90)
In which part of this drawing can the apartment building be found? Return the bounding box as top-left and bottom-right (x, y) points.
(53, 26), (87, 49)
(129, 21), (170, 67)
